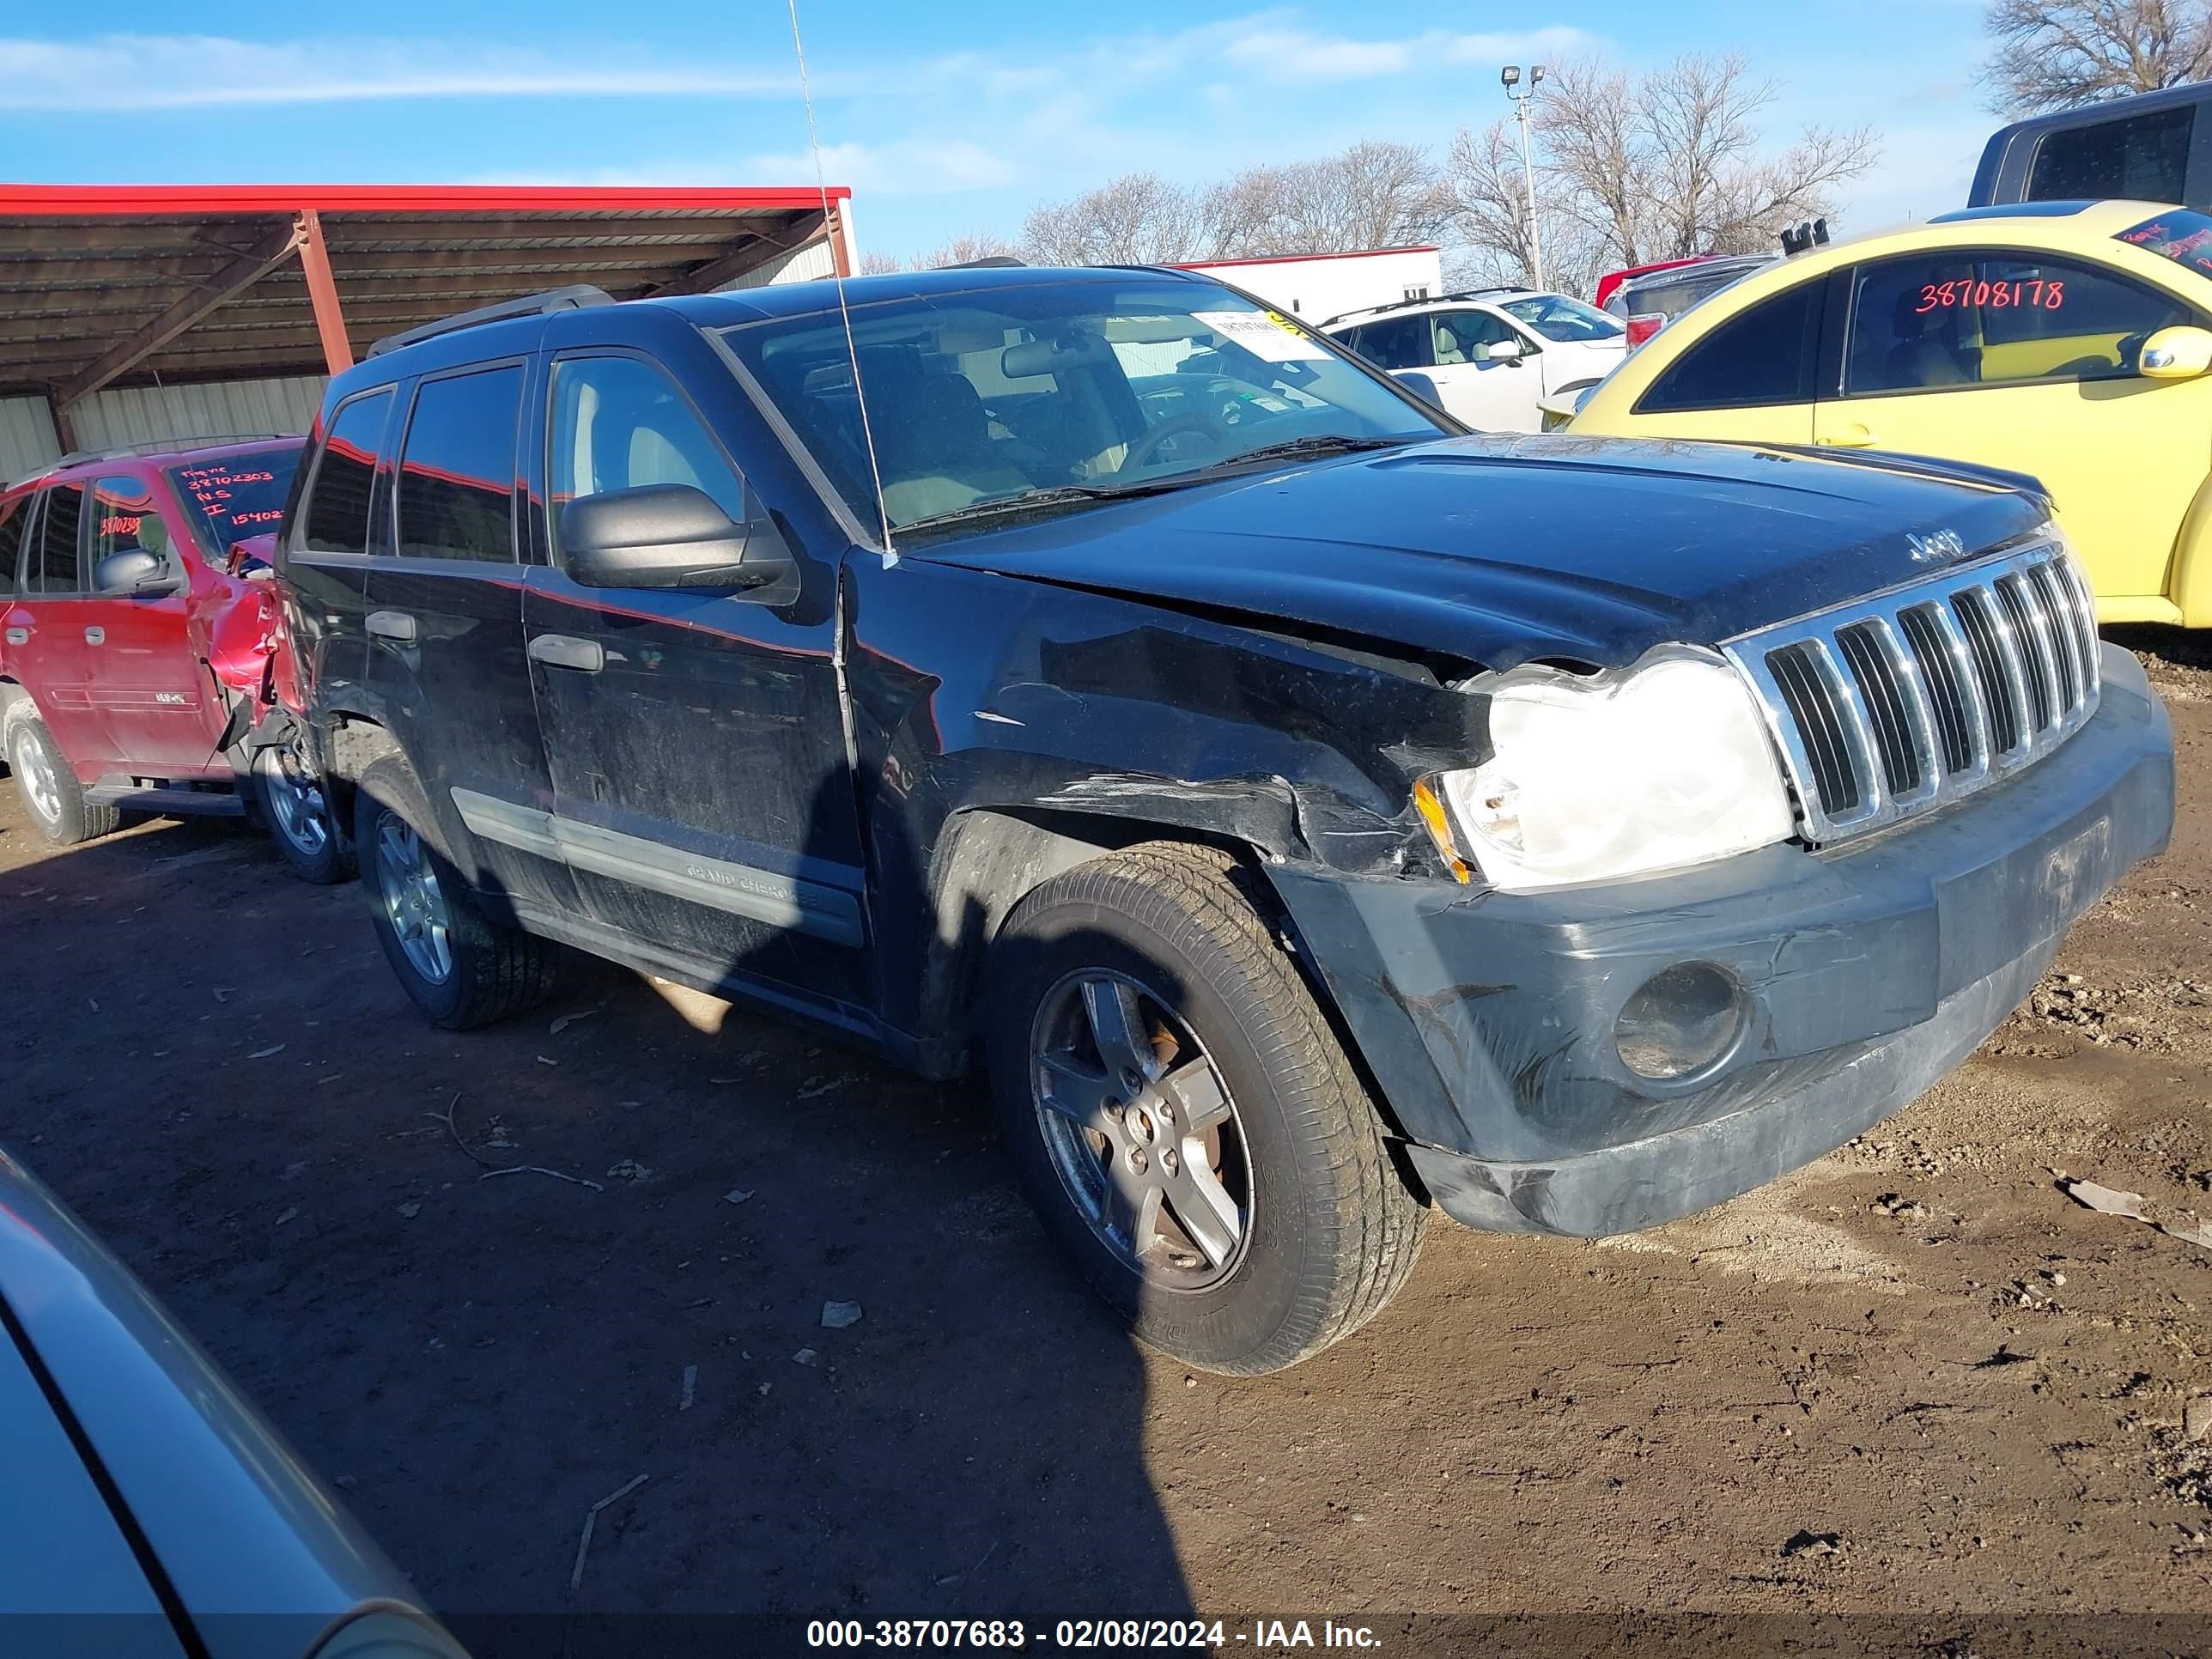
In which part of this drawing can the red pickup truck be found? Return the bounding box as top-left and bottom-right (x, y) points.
(0, 434), (349, 880)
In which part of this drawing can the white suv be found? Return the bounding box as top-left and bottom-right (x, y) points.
(1324, 288), (1626, 433)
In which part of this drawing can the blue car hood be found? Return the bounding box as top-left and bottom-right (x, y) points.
(915, 433), (2051, 671)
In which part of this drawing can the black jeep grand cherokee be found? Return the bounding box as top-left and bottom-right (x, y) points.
(276, 266), (2172, 1374)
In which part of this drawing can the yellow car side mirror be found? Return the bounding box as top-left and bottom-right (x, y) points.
(2140, 325), (2212, 380)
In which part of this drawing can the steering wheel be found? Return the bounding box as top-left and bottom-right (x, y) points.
(1119, 414), (1226, 475)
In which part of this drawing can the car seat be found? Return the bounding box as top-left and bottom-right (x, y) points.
(1883, 289), (1978, 388)
(859, 351), (1034, 523)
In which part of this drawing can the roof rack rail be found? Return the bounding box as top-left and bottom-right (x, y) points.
(1318, 284), (1529, 328)
(9, 431), (301, 489)
(368, 284), (616, 359)
(934, 254), (1026, 270)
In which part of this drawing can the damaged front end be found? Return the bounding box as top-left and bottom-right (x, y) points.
(1264, 635), (2172, 1238)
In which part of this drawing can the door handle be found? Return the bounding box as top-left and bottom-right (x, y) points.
(1814, 423), (1879, 448)
(83, 626), (105, 646)
(527, 634), (605, 673)
(4, 627), (26, 647)
(366, 611), (417, 643)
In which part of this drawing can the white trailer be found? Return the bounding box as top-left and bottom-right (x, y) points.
(1173, 246), (1443, 325)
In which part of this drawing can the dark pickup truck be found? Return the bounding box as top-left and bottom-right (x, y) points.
(276, 267), (2173, 1374)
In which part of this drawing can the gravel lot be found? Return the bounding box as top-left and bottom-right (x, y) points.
(3, 632), (2209, 1650)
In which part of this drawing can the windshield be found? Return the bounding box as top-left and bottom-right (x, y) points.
(2118, 210), (2212, 283)
(164, 446), (301, 556)
(1499, 294), (1625, 342)
(716, 278), (1443, 535)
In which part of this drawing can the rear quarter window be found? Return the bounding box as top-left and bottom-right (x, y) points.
(2028, 105), (2195, 204)
(298, 389), (396, 557)
(0, 494), (27, 597)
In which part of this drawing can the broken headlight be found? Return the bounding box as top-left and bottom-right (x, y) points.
(1420, 647), (1796, 892)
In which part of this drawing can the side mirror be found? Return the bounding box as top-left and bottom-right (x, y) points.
(94, 547), (183, 597)
(2140, 325), (2212, 380)
(1390, 370), (1447, 409)
(228, 530), (280, 577)
(1484, 338), (1528, 365)
(556, 484), (787, 592)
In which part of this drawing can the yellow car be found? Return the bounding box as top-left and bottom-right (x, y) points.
(1568, 200), (2212, 624)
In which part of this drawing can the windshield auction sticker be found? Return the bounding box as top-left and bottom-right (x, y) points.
(1193, 310), (1330, 362)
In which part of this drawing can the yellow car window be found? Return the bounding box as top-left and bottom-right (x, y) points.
(1845, 252), (2187, 396)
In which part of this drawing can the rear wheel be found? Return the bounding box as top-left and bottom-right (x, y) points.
(986, 843), (1425, 1374)
(354, 751), (558, 1029)
(255, 732), (355, 884)
(7, 715), (118, 847)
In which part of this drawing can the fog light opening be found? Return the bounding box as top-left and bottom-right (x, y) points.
(1614, 962), (1747, 1082)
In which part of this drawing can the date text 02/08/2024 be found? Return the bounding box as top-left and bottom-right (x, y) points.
(805, 1620), (1384, 1650)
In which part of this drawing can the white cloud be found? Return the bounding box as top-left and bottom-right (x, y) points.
(1437, 27), (1600, 66)
(0, 33), (797, 107)
(741, 139), (1018, 195)
(1218, 29), (1415, 82)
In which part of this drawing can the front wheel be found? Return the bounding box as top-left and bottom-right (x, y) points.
(254, 733), (355, 884)
(986, 843), (1426, 1375)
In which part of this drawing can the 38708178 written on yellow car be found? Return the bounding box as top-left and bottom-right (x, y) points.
(1566, 200), (2212, 627)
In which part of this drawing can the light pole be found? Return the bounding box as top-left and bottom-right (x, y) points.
(1501, 64), (1546, 292)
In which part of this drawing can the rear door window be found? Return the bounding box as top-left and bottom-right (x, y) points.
(25, 483), (84, 595)
(1844, 249), (2188, 395)
(300, 389), (396, 556)
(396, 366), (523, 562)
(2028, 106), (2194, 204)
(1352, 313), (1435, 371)
(1633, 280), (1824, 413)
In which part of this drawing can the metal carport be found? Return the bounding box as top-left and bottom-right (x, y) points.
(0, 182), (855, 471)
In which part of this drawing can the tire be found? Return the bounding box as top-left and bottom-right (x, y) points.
(353, 751), (557, 1029)
(254, 734), (356, 884)
(6, 714), (118, 847)
(985, 842), (1426, 1375)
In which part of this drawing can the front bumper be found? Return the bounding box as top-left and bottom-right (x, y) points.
(1268, 644), (2174, 1237)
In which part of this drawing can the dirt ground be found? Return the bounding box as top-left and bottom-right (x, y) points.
(3, 635), (2210, 1651)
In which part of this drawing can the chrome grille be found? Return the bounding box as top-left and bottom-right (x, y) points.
(1724, 541), (2100, 844)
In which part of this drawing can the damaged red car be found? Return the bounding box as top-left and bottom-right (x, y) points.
(0, 435), (349, 881)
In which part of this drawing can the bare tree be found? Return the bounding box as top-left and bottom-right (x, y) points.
(858, 248), (902, 276)
(1271, 140), (1448, 252)
(1021, 173), (1205, 264)
(1018, 143), (1447, 266)
(1437, 53), (1877, 295)
(1438, 117), (1599, 292)
(1983, 0), (2212, 114)
(917, 230), (1024, 269)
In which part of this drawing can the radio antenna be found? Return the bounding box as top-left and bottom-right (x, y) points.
(786, 0), (896, 562)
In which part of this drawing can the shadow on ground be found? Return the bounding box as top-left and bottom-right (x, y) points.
(0, 799), (1194, 1629)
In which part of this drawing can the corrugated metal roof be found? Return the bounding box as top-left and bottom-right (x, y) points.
(0, 185), (853, 398)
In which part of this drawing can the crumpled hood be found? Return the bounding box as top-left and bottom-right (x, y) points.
(917, 433), (2052, 671)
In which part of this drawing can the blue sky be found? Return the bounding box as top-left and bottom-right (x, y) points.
(0, 3), (2000, 262)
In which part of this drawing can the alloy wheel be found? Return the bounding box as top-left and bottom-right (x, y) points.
(258, 740), (329, 857)
(374, 814), (453, 985)
(14, 729), (60, 824)
(1030, 969), (1253, 1291)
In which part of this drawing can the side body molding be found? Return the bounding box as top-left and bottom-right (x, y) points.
(449, 787), (863, 947)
